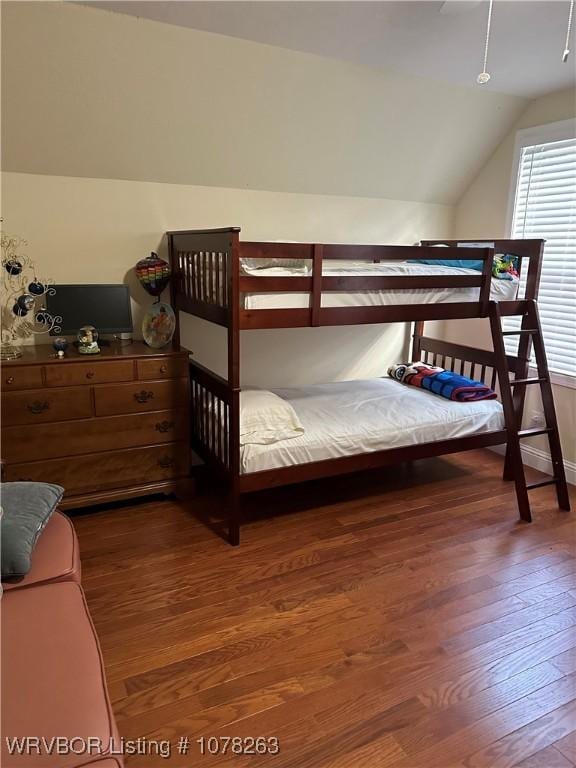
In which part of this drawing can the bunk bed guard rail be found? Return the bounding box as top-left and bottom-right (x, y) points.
(187, 336), (521, 491)
(167, 230), (546, 332)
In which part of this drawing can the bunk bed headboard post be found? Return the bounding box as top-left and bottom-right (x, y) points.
(227, 229), (242, 545)
(167, 232), (181, 348)
(523, 239), (545, 301)
(166, 226), (243, 543)
(227, 229), (241, 389)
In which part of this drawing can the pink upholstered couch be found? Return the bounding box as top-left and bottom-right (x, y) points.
(2, 511), (123, 768)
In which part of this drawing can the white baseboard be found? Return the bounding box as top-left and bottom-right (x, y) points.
(491, 445), (576, 486)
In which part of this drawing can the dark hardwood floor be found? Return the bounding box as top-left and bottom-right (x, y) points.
(72, 450), (576, 768)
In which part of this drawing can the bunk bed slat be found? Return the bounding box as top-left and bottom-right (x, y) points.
(215, 252), (221, 306)
(241, 308), (312, 329)
(417, 335), (519, 375)
(191, 251), (196, 300)
(240, 242), (313, 260)
(319, 303), (489, 326)
(200, 252), (206, 302)
(207, 252), (213, 303)
(321, 275), (483, 291)
(239, 431), (509, 493)
(208, 251), (213, 303)
(239, 276), (313, 292)
(199, 251), (204, 301)
(222, 251), (229, 308)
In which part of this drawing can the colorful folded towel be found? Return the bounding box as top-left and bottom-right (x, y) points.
(408, 253), (519, 280)
(388, 362), (497, 402)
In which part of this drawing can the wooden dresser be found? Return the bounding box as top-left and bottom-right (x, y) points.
(1, 343), (191, 509)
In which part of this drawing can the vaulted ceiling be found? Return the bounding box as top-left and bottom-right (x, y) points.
(86, 1), (576, 98)
(2, 2), (564, 206)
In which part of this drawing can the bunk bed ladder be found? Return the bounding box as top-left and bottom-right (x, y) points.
(490, 300), (570, 521)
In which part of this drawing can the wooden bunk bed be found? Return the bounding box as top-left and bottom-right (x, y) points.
(167, 228), (570, 545)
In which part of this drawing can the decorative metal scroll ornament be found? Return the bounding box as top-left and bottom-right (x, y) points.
(1, 224), (62, 360)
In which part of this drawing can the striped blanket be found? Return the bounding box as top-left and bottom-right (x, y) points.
(388, 362), (497, 402)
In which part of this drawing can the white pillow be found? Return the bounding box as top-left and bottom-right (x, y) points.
(242, 241), (309, 273)
(240, 390), (305, 445)
(241, 259), (310, 274)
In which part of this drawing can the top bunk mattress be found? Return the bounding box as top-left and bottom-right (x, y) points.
(241, 261), (519, 310)
(241, 377), (504, 474)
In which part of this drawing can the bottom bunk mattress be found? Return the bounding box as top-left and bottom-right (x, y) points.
(240, 378), (504, 474)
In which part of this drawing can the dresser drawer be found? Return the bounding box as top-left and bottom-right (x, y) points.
(95, 379), (188, 416)
(2, 410), (188, 463)
(5, 443), (189, 494)
(2, 387), (93, 426)
(137, 357), (188, 381)
(45, 359), (134, 387)
(2, 365), (43, 391)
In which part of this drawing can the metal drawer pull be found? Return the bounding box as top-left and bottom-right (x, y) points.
(157, 456), (175, 469)
(155, 420), (174, 433)
(160, 365), (168, 374)
(27, 400), (50, 414)
(6, 377), (15, 385)
(86, 371), (95, 379)
(134, 390), (154, 403)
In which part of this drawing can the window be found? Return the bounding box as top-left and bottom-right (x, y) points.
(505, 120), (576, 383)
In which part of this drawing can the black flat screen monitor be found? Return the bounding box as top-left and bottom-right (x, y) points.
(46, 284), (133, 335)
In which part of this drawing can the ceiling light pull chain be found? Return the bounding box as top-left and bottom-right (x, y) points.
(477, 0), (494, 84)
(563, 0), (574, 62)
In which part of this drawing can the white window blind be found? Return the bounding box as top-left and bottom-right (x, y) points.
(505, 136), (576, 378)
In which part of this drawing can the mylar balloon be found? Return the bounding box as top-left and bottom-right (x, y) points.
(135, 252), (171, 297)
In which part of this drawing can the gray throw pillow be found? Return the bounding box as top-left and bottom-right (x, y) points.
(1, 482), (64, 579)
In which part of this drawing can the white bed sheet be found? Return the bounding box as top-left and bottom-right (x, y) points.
(240, 378), (504, 474)
(242, 261), (518, 310)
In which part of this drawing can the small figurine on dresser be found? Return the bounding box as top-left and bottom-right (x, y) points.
(77, 325), (100, 355)
(52, 337), (69, 358)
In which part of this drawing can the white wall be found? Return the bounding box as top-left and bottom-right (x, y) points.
(7, 1), (563, 396)
(1, 2), (525, 204)
(2, 1), (482, 387)
(455, 88), (576, 237)
(2, 172), (451, 386)
(442, 88), (576, 467)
